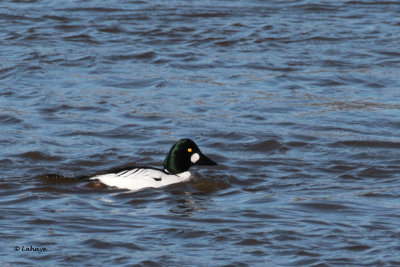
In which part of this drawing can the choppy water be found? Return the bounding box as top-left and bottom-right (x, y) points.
(1, 0), (400, 266)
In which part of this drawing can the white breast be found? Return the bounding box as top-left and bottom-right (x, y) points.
(90, 168), (191, 191)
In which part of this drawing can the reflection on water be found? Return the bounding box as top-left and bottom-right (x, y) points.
(1, 0), (400, 266)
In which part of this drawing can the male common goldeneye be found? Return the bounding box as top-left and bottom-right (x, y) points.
(89, 139), (217, 191)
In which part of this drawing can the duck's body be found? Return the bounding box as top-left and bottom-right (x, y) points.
(89, 139), (216, 191)
(90, 168), (191, 191)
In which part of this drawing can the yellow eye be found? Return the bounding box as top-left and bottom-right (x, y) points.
(187, 148), (192, 153)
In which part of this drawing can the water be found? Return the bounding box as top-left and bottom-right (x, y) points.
(1, 0), (400, 266)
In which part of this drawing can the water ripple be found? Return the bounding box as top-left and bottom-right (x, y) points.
(1, 0), (400, 266)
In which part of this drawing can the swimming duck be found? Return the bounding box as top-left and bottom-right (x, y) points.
(89, 139), (217, 191)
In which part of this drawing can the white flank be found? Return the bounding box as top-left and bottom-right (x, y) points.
(90, 168), (191, 191)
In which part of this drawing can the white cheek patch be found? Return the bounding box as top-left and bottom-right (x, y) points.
(191, 153), (200, 164)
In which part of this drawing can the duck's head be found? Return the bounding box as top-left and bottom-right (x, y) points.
(163, 138), (217, 174)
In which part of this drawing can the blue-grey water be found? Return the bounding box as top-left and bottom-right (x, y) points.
(1, 0), (400, 266)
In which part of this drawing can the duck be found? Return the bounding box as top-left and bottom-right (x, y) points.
(89, 138), (217, 191)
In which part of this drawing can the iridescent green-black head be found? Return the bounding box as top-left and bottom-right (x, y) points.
(163, 139), (217, 174)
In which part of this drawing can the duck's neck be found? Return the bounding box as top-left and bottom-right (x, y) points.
(164, 155), (190, 174)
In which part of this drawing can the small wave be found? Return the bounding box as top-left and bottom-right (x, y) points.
(293, 201), (352, 212)
(82, 238), (143, 250)
(246, 139), (286, 152)
(134, 51), (156, 60)
(97, 26), (126, 34)
(236, 238), (268, 246)
(57, 7), (125, 13)
(15, 151), (63, 161)
(0, 114), (22, 125)
(357, 167), (397, 178)
(37, 174), (77, 183)
(342, 244), (371, 252)
(338, 140), (400, 148)
(62, 33), (99, 44)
